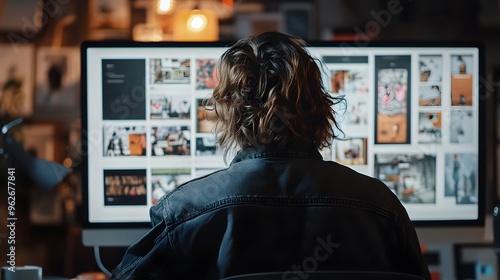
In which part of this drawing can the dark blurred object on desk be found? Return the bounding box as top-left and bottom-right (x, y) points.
(1, 118), (71, 190)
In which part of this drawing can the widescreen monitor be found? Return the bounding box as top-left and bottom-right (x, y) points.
(81, 40), (485, 247)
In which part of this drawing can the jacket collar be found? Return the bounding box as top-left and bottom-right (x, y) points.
(230, 142), (323, 165)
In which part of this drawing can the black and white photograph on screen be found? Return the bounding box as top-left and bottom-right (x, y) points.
(418, 112), (442, 144)
(103, 125), (147, 156)
(419, 55), (442, 82)
(196, 59), (218, 90)
(451, 55), (473, 106)
(374, 154), (436, 204)
(150, 58), (190, 84)
(335, 138), (367, 165)
(195, 136), (220, 156)
(444, 153), (477, 204)
(103, 169), (147, 206)
(344, 99), (368, 126)
(450, 110), (474, 144)
(330, 69), (368, 95)
(151, 125), (191, 156)
(197, 98), (218, 133)
(419, 85), (441, 106)
(150, 93), (191, 119)
(151, 168), (191, 205)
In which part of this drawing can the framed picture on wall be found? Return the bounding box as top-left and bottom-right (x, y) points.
(0, 0), (43, 32)
(21, 122), (66, 225)
(235, 13), (283, 38)
(21, 123), (57, 161)
(34, 46), (80, 118)
(479, 0), (500, 28)
(0, 44), (34, 117)
(279, 2), (315, 40)
(454, 243), (497, 280)
(88, 0), (131, 39)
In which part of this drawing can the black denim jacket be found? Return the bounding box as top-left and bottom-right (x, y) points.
(110, 146), (431, 280)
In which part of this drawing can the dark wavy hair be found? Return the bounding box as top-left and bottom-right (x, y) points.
(209, 32), (343, 158)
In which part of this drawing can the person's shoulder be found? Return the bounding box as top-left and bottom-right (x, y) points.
(154, 168), (230, 223)
(324, 160), (388, 188)
(320, 160), (399, 208)
(165, 168), (228, 201)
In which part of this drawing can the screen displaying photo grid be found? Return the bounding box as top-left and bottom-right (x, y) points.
(84, 44), (480, 224)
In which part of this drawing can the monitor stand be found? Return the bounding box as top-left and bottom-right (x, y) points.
(82, 228), (149, 247)
(82, 228), (150, 277)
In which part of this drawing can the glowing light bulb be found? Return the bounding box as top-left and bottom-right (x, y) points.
(63, 157), (73, 168)
(173, 9), (218, 41)
(156, 0), (174, 15)
(187, 11), (207, 32)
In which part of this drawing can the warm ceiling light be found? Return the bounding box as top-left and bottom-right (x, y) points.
(173, 9), (218, 41)
(156, 0), (175, 15)
(187, 10), (207, 32)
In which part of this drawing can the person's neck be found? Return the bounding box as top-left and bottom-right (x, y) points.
(243, 141), (318, 154)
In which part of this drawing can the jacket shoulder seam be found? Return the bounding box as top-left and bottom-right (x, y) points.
(166, 196), (396, 229)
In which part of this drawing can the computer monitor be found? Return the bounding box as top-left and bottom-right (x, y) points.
(81, 40), (485, 247)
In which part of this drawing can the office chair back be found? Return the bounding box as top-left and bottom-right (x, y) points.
(219, 271), (426, 280)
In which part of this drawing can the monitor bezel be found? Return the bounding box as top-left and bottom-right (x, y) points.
(80, 40), (486, 231)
